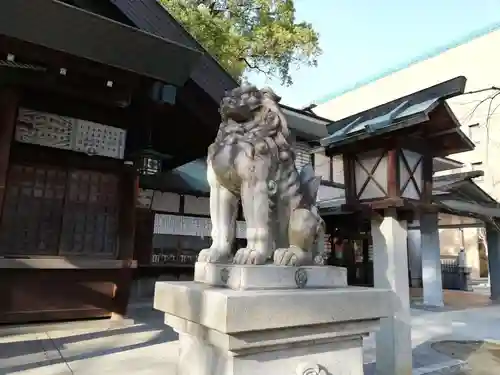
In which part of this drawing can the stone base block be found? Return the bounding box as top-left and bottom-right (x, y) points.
(172, 315), (370, 375)
(154, 280), (392, 375)
(194, 262), (347, 290)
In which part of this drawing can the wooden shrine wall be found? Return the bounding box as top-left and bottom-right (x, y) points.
(0, 94), (136, 325)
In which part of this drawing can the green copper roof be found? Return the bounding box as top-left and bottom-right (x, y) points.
(320, 76), (467, 148)
(140, 159), (209, 195)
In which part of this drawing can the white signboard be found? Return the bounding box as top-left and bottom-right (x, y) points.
(184, 195), (210, 215)
(136, 189), (181, 213)
(15, 108), (126, 160)
(73, 119), (126, 159)
(154, 213), (246, 239)
(152, 191), (181, 213)
(16, 108), (74, 150)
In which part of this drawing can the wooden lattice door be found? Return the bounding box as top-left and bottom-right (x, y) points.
(0, 165), (66, 255)
(59, 170), (119, 257)
(0, 165), (119, 257)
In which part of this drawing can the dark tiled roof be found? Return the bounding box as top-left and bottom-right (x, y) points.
(111, 0), (237, 102)
(433, 171), (496, 205)
(320, 76), (467, 148)
(1, 0), (201, 86)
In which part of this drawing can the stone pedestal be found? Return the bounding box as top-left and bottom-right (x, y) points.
(407, 229), (422, 287)
(421, 213), (444, 307)
(154, 263), (392, 375)
(371, 210), (412, 375)
(194, 261), (348, 290)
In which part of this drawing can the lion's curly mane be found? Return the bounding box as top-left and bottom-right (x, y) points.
(208, 85), (294, 163)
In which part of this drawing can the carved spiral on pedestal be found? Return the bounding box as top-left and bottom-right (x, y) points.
(296, 363), (327, 375)
(267, 180), (278, 196)
(220, 268), (229, 284)
(294, 268), (308, 288)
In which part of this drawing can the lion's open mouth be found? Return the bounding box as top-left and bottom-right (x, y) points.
(225, 105), (253, 122)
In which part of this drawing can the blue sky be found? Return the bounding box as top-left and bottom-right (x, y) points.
(247, 0), (500, 108)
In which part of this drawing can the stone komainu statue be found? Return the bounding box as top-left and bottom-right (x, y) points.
(198, 85), (325, 266)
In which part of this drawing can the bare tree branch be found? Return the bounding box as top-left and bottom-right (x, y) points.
(462, 86), (500, 96)
(240, 57), (268, 74)
(462, 90), (500, 123)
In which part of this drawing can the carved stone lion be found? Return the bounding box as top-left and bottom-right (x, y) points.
(197, 85), (325, 266)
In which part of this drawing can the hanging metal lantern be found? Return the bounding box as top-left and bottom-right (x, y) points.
(134, 147), (171, 176)
(133, 122), (171, 176)
(137, 149), (161, 175)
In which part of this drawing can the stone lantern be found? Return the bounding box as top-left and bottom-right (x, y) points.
(342, 146), (432, 210)
(320, 76), (475, 375)
(321, 76), (473, 217)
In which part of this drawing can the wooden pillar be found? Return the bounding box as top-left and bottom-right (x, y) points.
(112, 169), (138, 319)
(342, 153), (356, 205)
(0, 89), (19, 217)
(134, 208), (154, 265)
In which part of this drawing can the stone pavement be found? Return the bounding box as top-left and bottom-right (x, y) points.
(410, 288), (493, 310)
(364, 303), (500, 375)
(432, 340), (500, 375)
(1, 303), (500, 375)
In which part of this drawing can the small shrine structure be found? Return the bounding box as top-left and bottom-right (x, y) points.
(320, 76), (475, 375)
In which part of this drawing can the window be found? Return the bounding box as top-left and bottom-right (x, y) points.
(468, 123), (482, 144)
(471, 161), (484, 182)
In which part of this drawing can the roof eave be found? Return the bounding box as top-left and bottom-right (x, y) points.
(320, 112), (429, 149)
(0, 0), (202, 86)
(325, 76), (466, 136)
(111, 0), (237, 102)
(282, 106), (329, 140)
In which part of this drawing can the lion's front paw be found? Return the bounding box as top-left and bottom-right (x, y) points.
(233, 248), (268, 265)
(197, 248), (230, 264)
(273, 246), (313, 266)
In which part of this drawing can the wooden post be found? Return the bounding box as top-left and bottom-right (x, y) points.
(421, 154), (433, 204)
(386, 148), (399, 198)
(0, 89), (19, 218)
(112, 168), (138, 319)
(342, 153), (356, 205)
(134, 208), (154, 265)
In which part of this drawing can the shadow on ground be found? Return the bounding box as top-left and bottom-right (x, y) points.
(0, 305), (177, 374)
(2, 303), (500, 374)
(432, 340), (500, 375)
